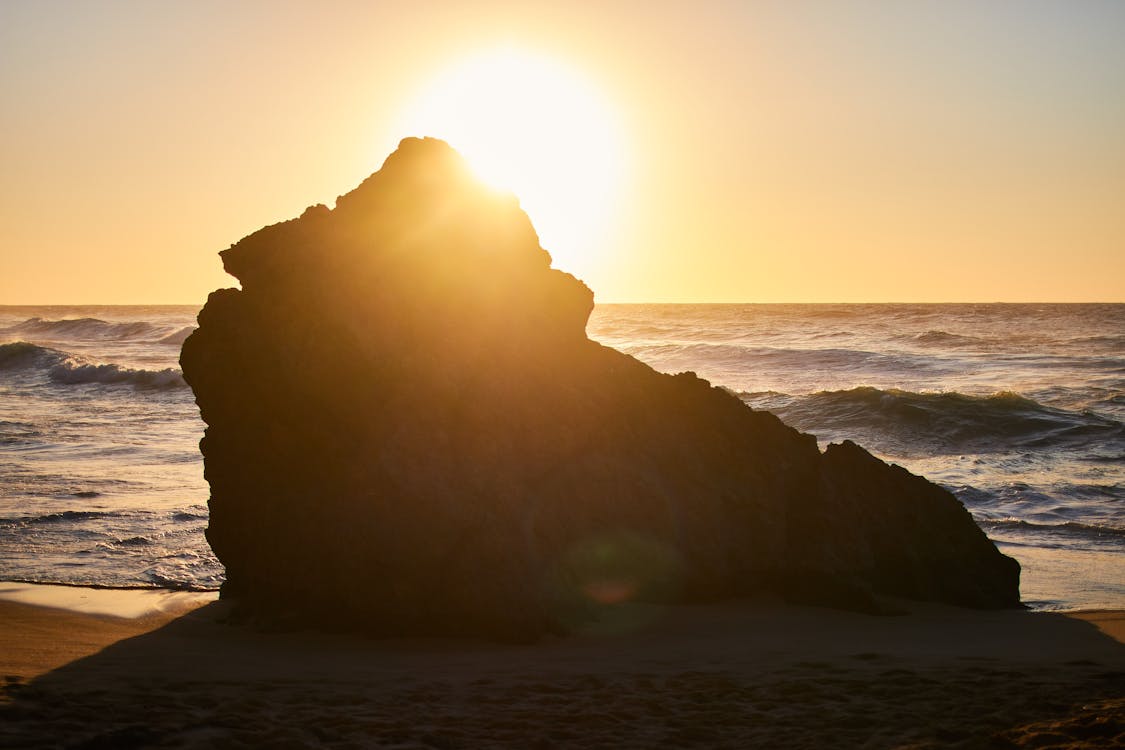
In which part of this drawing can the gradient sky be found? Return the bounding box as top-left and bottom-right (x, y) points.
(2, 0), (1123, 303)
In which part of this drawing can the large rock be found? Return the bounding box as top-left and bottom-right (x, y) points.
(181, 137), (1019, 638)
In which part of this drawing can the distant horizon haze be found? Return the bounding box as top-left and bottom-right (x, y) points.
(2, 301), (1124, 308)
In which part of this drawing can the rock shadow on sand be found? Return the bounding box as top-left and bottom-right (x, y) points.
(3, 598), (1123, 748)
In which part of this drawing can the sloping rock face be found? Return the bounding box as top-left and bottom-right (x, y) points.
(181, 137), (1019, 638)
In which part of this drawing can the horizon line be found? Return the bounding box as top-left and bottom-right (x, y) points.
(1, 300), (1123, 307)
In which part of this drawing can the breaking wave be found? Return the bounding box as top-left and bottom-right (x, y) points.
(982, 518), (1125, 539)
(158, 326), (196, 345)
(8, 317), (160, 340)
(0, 341), (66, 369)
(980, 518), (1125, 551)
(48, 360), (185, 389)
(0, 341), (186, 389)
(742, 386), (1123, 453)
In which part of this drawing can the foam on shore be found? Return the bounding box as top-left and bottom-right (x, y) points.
(0, 581), (217, 619)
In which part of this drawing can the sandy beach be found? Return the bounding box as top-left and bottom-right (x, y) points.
(1, 585), (1121, 749)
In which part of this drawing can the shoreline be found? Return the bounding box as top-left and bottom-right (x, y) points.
(3, 585), (1123, 748)
(2, 578), (1120, 625)
(0, 581), (218, 620)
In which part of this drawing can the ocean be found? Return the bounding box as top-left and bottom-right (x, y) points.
(1, 303), (1121, 611)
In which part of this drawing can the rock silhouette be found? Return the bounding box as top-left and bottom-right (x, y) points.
(181, 137), (1019, 638)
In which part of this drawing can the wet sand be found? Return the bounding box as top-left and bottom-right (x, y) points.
(2, 586), (1122, 748)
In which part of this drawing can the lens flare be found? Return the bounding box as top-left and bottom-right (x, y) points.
(545, 531), (683, 636)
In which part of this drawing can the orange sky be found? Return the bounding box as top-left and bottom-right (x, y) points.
(2, 1), (1123, 303)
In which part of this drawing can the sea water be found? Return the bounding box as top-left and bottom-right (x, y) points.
(1, 304), (1121, 610)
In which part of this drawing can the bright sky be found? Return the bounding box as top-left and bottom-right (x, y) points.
(2, 1), (1123, 303)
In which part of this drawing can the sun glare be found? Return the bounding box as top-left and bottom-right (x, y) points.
(397, 47), (626, 277)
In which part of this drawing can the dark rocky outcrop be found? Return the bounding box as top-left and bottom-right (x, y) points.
(181, 137), (1019, 638)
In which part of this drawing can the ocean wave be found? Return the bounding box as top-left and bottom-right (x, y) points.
(0, 418), (43, 445)
(8, 316), (160, 340)
(1066, 334), (1125, 348)
(0, 341), (187, 389)
(3, 510), (115, 526)
(158, 326), (196, 345)
(109, 535), (154, 547)
(172, 511), (208, 522)
(628, 342), (946, 376)
(1080, 452), (1125, 464)
(0, 341), (67, 370)
(741, 386), (1123, 453)
(48, 360), (186, 389)
(910, 330), (985, 348)
(980, 518), (1125, 540)
(142, 557), (225, 591)
(1045, 483), (1125, 504)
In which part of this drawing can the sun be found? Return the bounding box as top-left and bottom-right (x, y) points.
(397, 47), (627, 279)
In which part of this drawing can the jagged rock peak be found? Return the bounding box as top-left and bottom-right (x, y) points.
(216, 136), (592, 342)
